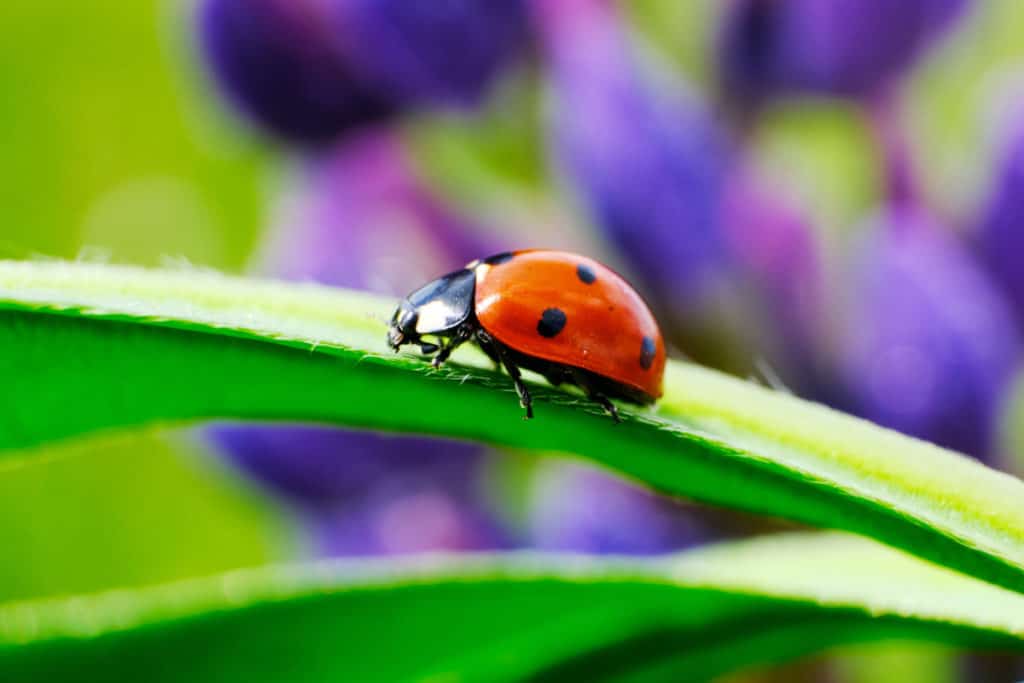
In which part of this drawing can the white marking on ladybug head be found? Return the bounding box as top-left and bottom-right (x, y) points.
(415, 299), (459, 334)
(472, 263), (491, 281)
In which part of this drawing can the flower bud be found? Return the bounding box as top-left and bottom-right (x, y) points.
(197, 0), (394, 145)
(532, 0), (733, 318)
(838, 208), (1018, 460)
(336, 0), (530, 108)
(256, 130), (496, 289)
(721, 166), (825, 382)
(978, 116), (1024, 329)
(527, 462), (704, 555)
(717, 0), (971, 105)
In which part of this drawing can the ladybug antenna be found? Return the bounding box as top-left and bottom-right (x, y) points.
(752, 357), (792, 395)
(368, 311), (392, 326)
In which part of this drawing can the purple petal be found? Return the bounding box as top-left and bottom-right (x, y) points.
(717, 0), (972, 104)
(310, 486), (512, 556)
(534, 0), (733, 313)
(721, 166), (825, 376)
(335, 0), (530, 109)
(978, 116), (1024, 329)
(839, 209), (1019, 460)
(197, 0), (395, 145)
(256, 129), (498, 292)
(527, 462), (705, 555)
(210, 419), (503, 556)
(208, 424), (484, 512)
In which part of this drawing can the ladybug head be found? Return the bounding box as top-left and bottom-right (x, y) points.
(387, 267), (476, 353)
(387, 299), (424, 351)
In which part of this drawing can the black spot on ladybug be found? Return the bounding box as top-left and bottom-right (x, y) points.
(639, 336), (656, 370)
(484, 252), (515, 265)
(537, 308), (567, 338)
(576, 263), (597, 284)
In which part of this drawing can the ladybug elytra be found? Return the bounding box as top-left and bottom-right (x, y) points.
(387, 249), (666, 421)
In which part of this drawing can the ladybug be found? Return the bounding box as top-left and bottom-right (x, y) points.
(387, 249), (666, 421)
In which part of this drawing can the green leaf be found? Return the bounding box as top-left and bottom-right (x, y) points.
(1, 533), (1022, 683)
(2, 260), (1024, 597)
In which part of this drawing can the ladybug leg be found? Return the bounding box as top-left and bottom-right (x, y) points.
(430, 325), (474, 368)
(430, 337), (461, 368)
(477, 332), (533, 419)
(502, 357), (533, 420)
(590, 393), (621, 423)
(477, 340), (503, 372)
(571, 369), (621, 423)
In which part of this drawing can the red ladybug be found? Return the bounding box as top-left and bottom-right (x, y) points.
(387, 249), (666, 421)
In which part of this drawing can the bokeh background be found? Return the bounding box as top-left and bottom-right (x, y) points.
(5, 1), (1024, 680)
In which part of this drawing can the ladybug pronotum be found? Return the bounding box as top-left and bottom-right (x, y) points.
(387, 249), (666, 421)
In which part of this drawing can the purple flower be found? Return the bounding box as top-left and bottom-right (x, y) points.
(526, 462), (705, 555)
(838, 208), (1019, 460)
(978, 114), (1024, 330)
(210, 424), (506, 556)
(255, 129), (496, 289)
(197, 0), (394, 145)
(717, 0), (972, 105)
(209, 425), (478, 510)
(532, 0), (826, 385)
(532, 0), (734, 319)
(721, 167), (825, 380)
(210, 131), (510, 555)
(335, 0), (530, 109)
(310, 485), (510, 556)
(197, 0), (529, 146)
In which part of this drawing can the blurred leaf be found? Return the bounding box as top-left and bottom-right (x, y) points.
(0, 1), (272, 268)
(829, 641), (958, 683)
(0, 532), (1022, 682)
(624, 0), (715, 85)
(0, 431), (286, 603)
(408, 71), (546, 196)
(754, 101), (881, 238)
(908, 0), (1024, 220)
(2, 260), (1024, 599)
